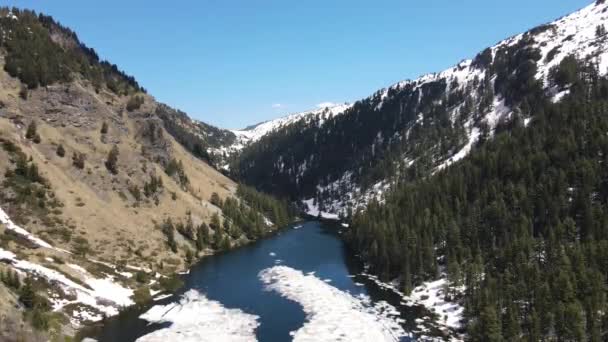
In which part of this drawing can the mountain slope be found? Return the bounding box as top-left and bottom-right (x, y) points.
(185, 103), (353, 170)
(231, 0), (608, 218)
(350, 50), (608, 341)
(0, 7), (293, 340)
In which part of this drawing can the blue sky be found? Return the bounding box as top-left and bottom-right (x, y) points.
(5, 0), (590, 129)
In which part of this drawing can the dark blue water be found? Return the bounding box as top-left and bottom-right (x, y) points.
(91, 221), (429, 341)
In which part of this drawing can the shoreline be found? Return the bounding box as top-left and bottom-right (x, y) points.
(81, 217), (462, 342)
(76, 217), (306, 341)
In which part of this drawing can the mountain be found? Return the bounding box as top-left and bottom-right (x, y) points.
(231, 103), (353, 150)
(2, 1), (608, 341)
(347, 5), (608, 340)
(229, 0), (608, 219)
(0, 7), (293, 341)
(188, 103), (352, 170)
(224, 1), (608, 340)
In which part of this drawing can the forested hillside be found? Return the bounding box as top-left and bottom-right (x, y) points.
(0, 8), (142, 94)
(231, 1), (608, 219)
(349, 57), (608, 341)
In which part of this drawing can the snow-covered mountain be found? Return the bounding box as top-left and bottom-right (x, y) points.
(232, 0), (608, 217)
(203, 103), (352, 169)
(232, 103), (353, 149)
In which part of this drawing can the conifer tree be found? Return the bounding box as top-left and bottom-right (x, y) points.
(25, 121), (37, 140)
(105, 145), (119, 174)
(101, 121), (109, 134)
(56, 144), (65, 157)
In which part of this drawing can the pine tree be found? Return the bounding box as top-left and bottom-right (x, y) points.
(101, 121), (108, 134)
(502, 304), (521, 341)
(19, 85), (28, 100)
(18, 277), (36, 309)
(25, 121), (37, 140)
(562, 301), (585, 341)
(210, 213), (221, 232)
(184, 248), (194, 264)
(105, 145), (119, 174)
(220, 234), (231, 250)
(213, 230), (224, 250)
(161, 218), (177, 253)
(72, 152), (85, 169)
(210, 192), (222, 207)
(479, 304), (502, 342)
(196, 223), (210, 251)
(56, 144), (65, 157)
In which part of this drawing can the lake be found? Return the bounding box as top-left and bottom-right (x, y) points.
(91, 221), (434, 341)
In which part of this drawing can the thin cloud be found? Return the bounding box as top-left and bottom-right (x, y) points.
(271, 103), (284, 109)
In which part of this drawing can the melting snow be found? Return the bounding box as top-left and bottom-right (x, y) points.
(435, 127), (480, 173)
(360, 271), (465, 335)
(407, 279), (464, 330)
(137, 289), (260, 342)
(0, 208), (134, 324)
(0, 207), (54, 249)
(153, 293), (173, 301)
(534, 1), (608, 83)
(302, 198), (339, 220)
(259, 266), (409, 342)
(484, 97), (511, 131)
(68, 264), (134, 307)
(0, 248), (133, 322)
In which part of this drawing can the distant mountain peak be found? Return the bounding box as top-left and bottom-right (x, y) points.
(231, 102), (353, 144)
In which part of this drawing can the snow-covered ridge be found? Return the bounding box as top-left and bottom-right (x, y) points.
(259, 265), (408, 342)
(303, 1), (608, 217)
(231, 103), (352, 149)
(532, 1), (608, 82)
(215, 2), (607, 176)
(206, 0), (608, 168)
(377, 1), (608, 107)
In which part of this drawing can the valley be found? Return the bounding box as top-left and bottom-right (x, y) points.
(1, 1), (608, 341)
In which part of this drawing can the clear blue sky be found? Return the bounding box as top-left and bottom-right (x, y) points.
(5, 0), (590, 129)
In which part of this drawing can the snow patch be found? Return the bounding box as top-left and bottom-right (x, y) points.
(0, 248), (133, 322)
(259, 265), (409, 342)
(407, 279), (464, 330)
(5, 11), (17, 20)
(360, 271), (465, 333)
(0, 207), (54, 249)
(263, 216), (274, 227)
(484, 97), (511, 131)
(435, 127), (480, 173)
(153, 293), (173, 301)
(302, 198), (339, 220)
(137, 289), (259, 342)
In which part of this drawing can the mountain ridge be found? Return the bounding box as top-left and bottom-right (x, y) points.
(227, 0), (608, 218)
